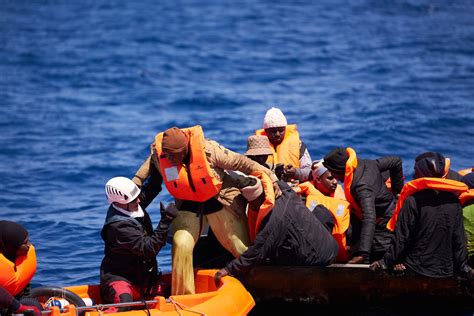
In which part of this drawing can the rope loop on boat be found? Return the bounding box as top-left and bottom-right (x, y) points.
(167, 297), (207, 316)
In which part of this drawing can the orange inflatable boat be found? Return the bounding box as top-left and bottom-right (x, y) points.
(31, 269), (255, 316)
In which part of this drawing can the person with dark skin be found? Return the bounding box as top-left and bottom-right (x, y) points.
(100, 177), (178, 313)
(214, 174), (338, 285)
(0, 221), (41, 316)
(255, 107), (312, 183)
(370, 152), (473, 279)
(244, 135), (273, 169)
(308, 159), (345, 200)
(132, 126), (280, 295)
(323, 148), (404, 264)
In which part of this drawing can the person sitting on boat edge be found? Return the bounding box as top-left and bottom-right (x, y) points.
(322, 147), (404, 264)
(100, 177), (178, 313)
(0, 220), (42, 316)
(254, 107), (312, 183)
(214, 173), (338, 285)
(460, 172), (474, 267)
(132, 125), (281, 295)
(370, 152), (473, 278)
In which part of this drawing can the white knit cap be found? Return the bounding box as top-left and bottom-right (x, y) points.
(263, 107), (288, 129)
(240, 176), (264, 202)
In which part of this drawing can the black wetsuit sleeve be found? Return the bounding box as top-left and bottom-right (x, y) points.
(383, 196), (416, 267)
(376, 156), (404, 195)
(354, 186), (377, 259)
(139, 162), (163, 209)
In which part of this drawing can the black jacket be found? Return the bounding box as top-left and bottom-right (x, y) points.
(383, 190), (471, 277)
(100, 205), (170, 293)
(225, 182), (338, 277)
(351, 157), (403, 257)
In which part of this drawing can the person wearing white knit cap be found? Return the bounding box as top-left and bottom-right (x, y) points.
(309, 159), (346, 200)
(254, 107), (312, 183)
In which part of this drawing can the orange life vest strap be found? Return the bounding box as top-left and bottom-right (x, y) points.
(460, 189), (474, 206)
(247, 171), (275, 242)
(343, 147), (363, 218)
(0, 245), (37, 296)
(459, 168), (474, 177)
(155, 125), (222, 202)
(387, 177), (468, 231)
(256, 124), (301, 167)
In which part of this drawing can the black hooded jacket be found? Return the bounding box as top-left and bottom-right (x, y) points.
(100, 205), (170, 294)
(382, 190), (470, 277)
(225, 181), (338, 277)
(350, 157), (404, 257)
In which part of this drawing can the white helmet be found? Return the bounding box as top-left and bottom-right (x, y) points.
(105, 177), (140, 204)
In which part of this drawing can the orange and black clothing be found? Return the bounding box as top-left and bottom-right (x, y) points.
(382, 186), (471, 277)
(100, 203), (171, 300)
(224, 181), (338, 277)
(325, 148), (404, 261)
(255, 125), (312, 182)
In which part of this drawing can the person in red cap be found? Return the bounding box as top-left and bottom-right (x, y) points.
(322, 147), (404, 264)
(132, 125), (280, 295)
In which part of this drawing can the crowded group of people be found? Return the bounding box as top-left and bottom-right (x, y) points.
(1, 107), (473, 314)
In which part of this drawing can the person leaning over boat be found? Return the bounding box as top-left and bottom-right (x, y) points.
(370, 153), (473, 278)
(100, 177), (178, 313)
(132, 126), (280, 295)
(254, 107), (312, 183)
(460, 172), (474, 266)
(214, 173), (338, 285)
(322, 148), (404, 264)
(0, 220), (42, 316)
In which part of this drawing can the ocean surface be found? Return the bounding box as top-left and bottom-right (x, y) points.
(1, 0), (473, 308)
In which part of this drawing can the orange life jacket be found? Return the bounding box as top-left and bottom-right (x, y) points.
(256, 124), (301, 168)
(342, 147), (364, 219)
(247, 171), (275, 242)
(386, 178), (468, 231)
(298, 182), (351, 262)
(0, 245), (37, 296)
(459, 168), (474, 177)
(460, 189), (474, 206)
(155, 125), (222, 202)
(333, 184), (346, 200)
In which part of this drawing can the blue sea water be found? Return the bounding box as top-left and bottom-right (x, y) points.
(1, 0), (473, 293)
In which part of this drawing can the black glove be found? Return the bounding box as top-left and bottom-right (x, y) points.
(160, 202), (179, 224)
